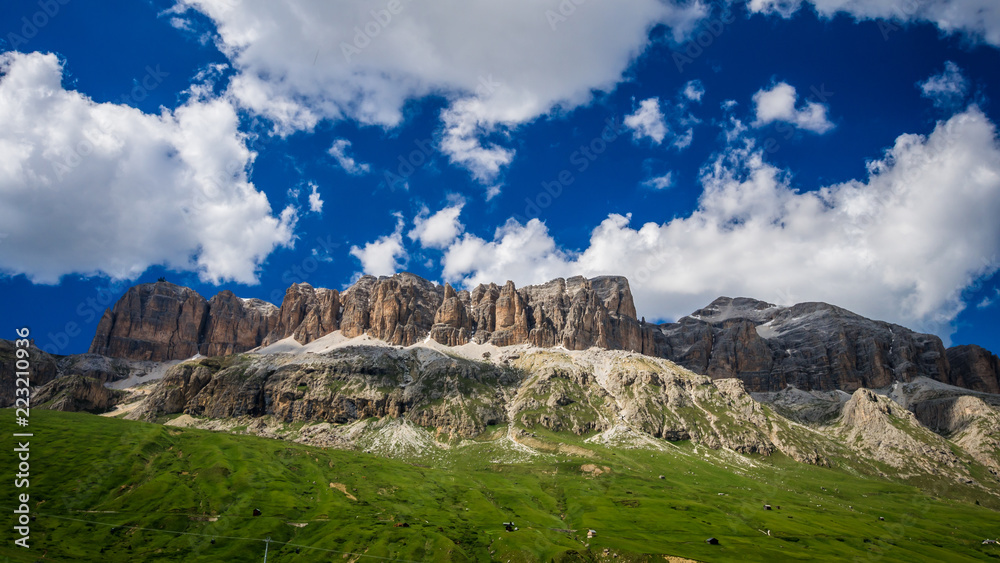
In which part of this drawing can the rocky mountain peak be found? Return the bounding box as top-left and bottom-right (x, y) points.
(837, 387), (968, 475)
(946, 344), (1000, 394)
(688, 296), (778, 324)
(589, 275), (638, 319)
(89, 273), (642, 360)
(202, 290), (279, 357)
(90, 281), (210, 361)
(86, 274), (999, 395)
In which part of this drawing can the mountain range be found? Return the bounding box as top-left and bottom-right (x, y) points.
(81, 274), (1000, 394)
(1, 273), (996, 467)
(4, 273), (1000, 554)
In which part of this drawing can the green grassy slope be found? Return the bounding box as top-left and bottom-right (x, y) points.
(2, 410), (999, 562)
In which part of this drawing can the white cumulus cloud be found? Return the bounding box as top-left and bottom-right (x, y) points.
(643, 172), (675, 190)
(439, 107), (1000, 341)
(746, 0), (1000, 47)
(625, 83), (704, 150)
(0, 51), (297, 285)
(307, 183), (324, 213)
(752, 81), (834, 134)
(442, 219), (572, 284)
(919, 61), (970, 110)
(977, 288), (999, 309)
(625, 98), (668, 144)
(683, 79), (705, 102)
(175, 0), (711, 186)
(328, 138), (371, 175)
(439, 102), (515, 185)
(349, 213), (408, 276)
(409, 202), (465, 250)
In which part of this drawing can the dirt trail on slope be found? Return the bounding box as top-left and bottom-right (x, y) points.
(329, 482), (357, 501)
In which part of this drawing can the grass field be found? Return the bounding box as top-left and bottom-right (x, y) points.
(2, 410), (999, 562)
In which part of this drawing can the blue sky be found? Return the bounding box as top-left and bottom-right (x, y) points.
(1, 0), (999, 358)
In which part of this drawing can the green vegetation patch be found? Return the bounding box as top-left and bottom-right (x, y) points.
(1, 410), (998, 562)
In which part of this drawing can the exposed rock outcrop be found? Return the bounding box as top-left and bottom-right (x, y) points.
(90, 282), (209, 362)
(131, 348), (518, 439)
(203, 291), (279, 356)
(90, 282), (279, 362)
(429, 284), (473, 346)
(55, 353), (133, 384)
(33, 375), (124, 413)
(653, 297), (953, 392)
(366, 273), (443, 345)
(129, 346), (782, 456)
(93, 274), (642, 359)
(947, 344), (1000, 394)
(0, 340), (59, 406)
(339, 275), (377, 338)
(482, 280), (532, 346)
(463, 275), (644, 352)
(267, 273), (445, 346)
(837, 388), (968, 477)
(0, 341), (163, 409)
(262, 283), (338, 345)
(86, 277), (1000, 396)
(124, 343), (997, 485)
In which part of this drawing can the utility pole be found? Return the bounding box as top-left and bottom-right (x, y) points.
(263, 537), (272, 562)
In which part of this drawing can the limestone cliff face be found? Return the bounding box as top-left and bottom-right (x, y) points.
(326, 274), (640, 350)
(90, 282), (209, 361)
(429, 284), (473, 346)
(456, 275), (644, 352)
(946, 345), (1000, 394)
(0, 340), (59, 406)
(269, 273), (444, 346)
(837, 388), (969, 477)
(339, 275), (377, 339)
(128, 347), (780, 456)
(89, 282), (279, 362)
(90, 275), (643, 361)
(33, 374), (124, 413)
(86, 277), (999, 396)
(652, 297), (957, 393)
(262, 283), (339, 346)
(912, 394), (1000, 476)
(202, 291), (279, 356)
(367, 273), (444, 345)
